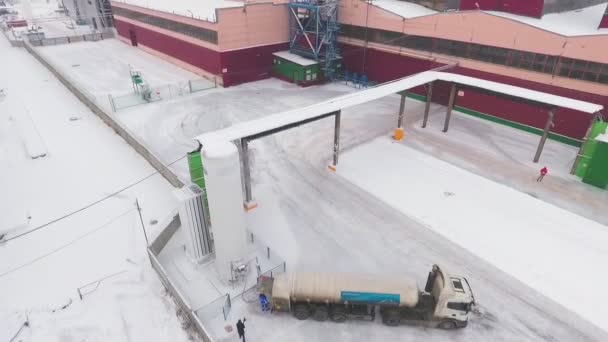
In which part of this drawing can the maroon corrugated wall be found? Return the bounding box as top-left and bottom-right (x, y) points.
(221, 42), (289, 87)
(459, 0), (543, 18)
(114, 19), (288, 87)
(600, 14), (608, 28)
(340, 43), (605, 140)
(459, 0), (500, 11)
(499, 0), (543, 18)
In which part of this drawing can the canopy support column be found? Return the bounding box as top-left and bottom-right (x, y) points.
(422, 82), (433, 128)
(533, 109), (555, 163)
(240, 139), (256, 210)
(394, 92), (406, 141)
(329, 111), (341, 171)
(442, 83), (457, 133)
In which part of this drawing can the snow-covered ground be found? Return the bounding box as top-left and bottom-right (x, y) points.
(36, 39), (205, 106)
(338, 136), (608, 331)
(0, 29), (192, 341)
(27, 37), (608, 341)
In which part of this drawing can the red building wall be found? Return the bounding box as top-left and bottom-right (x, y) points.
(340, 43), (605, 140)
(114, 19), (222, 75)
(600, 14), (608, 29)
(459, 0), (543, 18)
(221, 42), (289, 87)
(114, 19), (288, 87)
(499, 0), (543, 18)
(459, 0), (500, 11)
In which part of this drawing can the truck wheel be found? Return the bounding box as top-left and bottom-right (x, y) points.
(294, 304), (310, 320)
(382, 310), (400, 327)
(330, 307), (346, 323)
(312, 306), (329, 322)
(439, 320), (457, 330)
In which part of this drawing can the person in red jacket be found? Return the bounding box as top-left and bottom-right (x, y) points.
(537, 166), (548, 182)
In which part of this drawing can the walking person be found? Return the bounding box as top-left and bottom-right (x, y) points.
(537, 166), (548, 182)
(236, 318), (246, 342)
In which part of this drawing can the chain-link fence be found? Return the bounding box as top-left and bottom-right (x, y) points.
(109, 79), (216, 112)
(194, 293), (232, 323)
(28, 30), (114, 47)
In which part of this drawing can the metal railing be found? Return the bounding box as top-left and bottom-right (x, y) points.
(28, 30), (114, 46)
(76, 270), (128, 300)
(108, 79), (216, 112)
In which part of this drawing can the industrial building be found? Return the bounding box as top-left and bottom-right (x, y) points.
(110, 0), (608, 144)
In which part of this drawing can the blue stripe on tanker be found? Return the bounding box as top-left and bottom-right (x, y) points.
(340, 291), (401, 305)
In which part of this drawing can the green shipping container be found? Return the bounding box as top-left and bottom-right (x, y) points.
(272, 52), (320, 84)
(582, 140), (608, 189)
(575, 121), (608, 178)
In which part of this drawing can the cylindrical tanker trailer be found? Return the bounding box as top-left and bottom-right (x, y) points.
(259, 265), (474, 329)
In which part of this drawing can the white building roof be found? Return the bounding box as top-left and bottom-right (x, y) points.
(272, 51), (318, 66)
(113, 0), (245, 22)
(371, 0), (437, 19)
(372, 1), (608, 37)
(196, 70), (603, 145)
(487, 3), (608, 37)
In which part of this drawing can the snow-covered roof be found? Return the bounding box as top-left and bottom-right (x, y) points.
(371, 0), (437, 19)
(372, 1), (608, 37)
(273, 51), (318, 66)
(196, 71), (603, 145)
(486, 3), (608, 37)
(112, 0), (245, 22)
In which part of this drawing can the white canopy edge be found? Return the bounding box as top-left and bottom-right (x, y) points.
(196, 71), (603, 145)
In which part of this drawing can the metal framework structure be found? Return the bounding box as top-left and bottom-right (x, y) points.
(288, 0), (340, 80)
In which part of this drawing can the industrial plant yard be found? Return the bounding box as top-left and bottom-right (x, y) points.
(2, 0), (608, 342)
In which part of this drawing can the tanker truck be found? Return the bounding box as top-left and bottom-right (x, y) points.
(259, 265), (474, 329)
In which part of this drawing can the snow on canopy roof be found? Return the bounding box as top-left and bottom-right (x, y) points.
(371, 0), (437, 19)
(113, 0), (245, 22)
(486, 3), (608, 37)
(273, 51), (318, 66)
(196, 71), (603, 145)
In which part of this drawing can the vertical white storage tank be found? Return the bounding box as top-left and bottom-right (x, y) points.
(202, 141), (248, 280)
(174, 184), (213, 263)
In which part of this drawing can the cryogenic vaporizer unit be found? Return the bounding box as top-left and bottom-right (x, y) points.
(174, 184), (213, 263)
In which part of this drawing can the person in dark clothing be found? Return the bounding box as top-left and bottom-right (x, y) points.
(236, 318), (246, 341)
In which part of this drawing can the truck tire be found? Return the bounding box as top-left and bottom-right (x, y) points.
(330, 307), (346, 323)
(439, 320), (457, 330)
(312, 306), (329, 322)
(294, 304), (310, 320)
(382, 310), (400, 327)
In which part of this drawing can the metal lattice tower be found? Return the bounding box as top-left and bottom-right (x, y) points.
(288, 0), (340, 80)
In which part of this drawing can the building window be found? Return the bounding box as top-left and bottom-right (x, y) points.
(339, 24), (608, 86)
(112, 7), (218, 44)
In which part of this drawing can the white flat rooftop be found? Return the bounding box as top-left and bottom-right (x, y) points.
(487, 3), (608, 37)
(114, 0), (245, 22)
(373, 1), (608, 37)
(273, 51), (318, 66)
(371, 0), (437, 19)
(196, 70), (603, 145)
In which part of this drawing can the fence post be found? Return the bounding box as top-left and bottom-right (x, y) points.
(250, 232), (254, 243)
(266, 246), (270, 260)
(108, 94), (116, 112)
(188, 80), (193, 93)
(283, 261), (286, 272)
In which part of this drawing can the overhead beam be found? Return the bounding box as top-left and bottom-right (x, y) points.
(244, 111), (338, 141)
